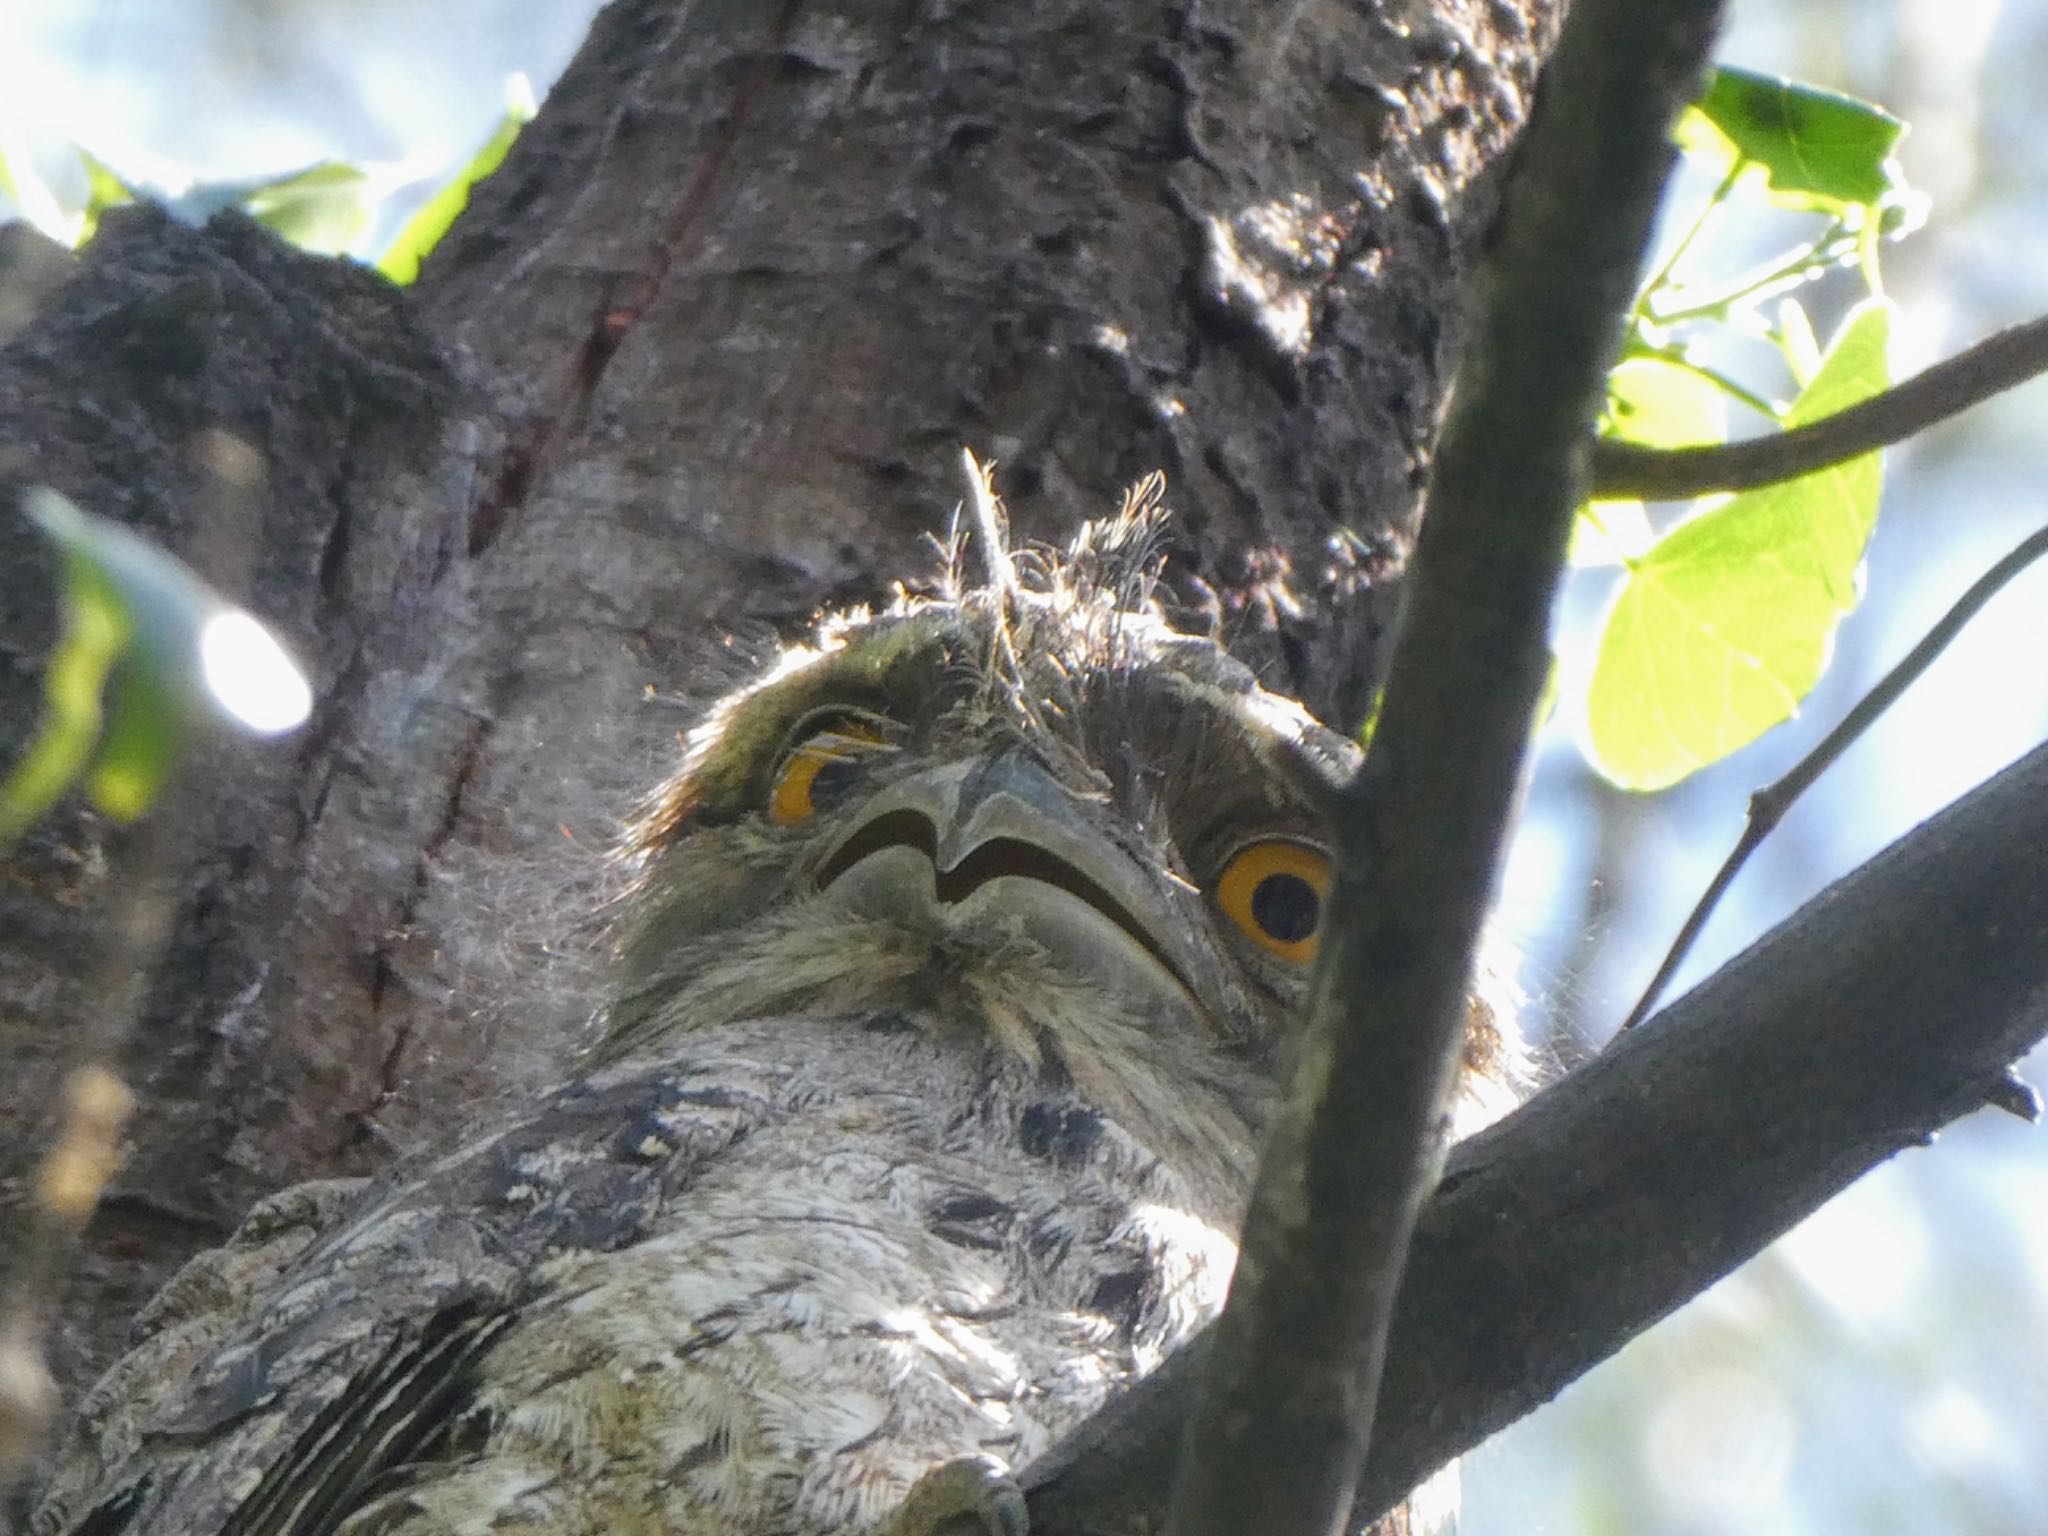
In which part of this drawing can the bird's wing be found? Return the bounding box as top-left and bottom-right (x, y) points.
(35, 1054), (782, 1536)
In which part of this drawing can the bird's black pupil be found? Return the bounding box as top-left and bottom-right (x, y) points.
(809, 754), (862, 810)
(1251, 872), (1320, 943)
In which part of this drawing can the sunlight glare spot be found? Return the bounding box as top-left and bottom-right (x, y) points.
(198, 609), (312, 735)
(1908, 1382), (2001, 1473)
(1774, 1174), (1927, 1329)
(1643, 1365), (1795, 1524)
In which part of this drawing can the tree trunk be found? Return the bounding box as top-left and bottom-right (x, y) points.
(0, 0), (1561, 1418)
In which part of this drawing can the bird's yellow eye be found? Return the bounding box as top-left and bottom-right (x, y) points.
(1214, 840), (1331, 964)
(768, 722), (884, 826)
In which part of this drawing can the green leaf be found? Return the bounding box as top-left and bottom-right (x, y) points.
(0, 543), (130, 846)
(76, 148), (137, 214)
(240, 163), (376, 254)
(0, 140), (27, 213)
(1354, 689), (1383, 751)
(377, 75), (536, 285)
(88, 659), (182, 820)
(0, 490), (312, 843)
(1575, 357), (1724, 569)
(0, 135), (86, 246)
(1601, 355), (1726, 448)
(1585, 301), (1891, 790)
(1675, 66), (1906, 216)
(64, 148), (141, 246)
(1770, 296), (1823, 387)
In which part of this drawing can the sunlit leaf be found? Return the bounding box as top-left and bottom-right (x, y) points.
(75, 147), (136, 215)
(0, 135), (87, 246)
(56, 149), (141, 246)
(0, 490), (313, 843)
(1585, 301), (1891, 790)
(1575, 358), (1724, 569)
(238, 163), (376, 254)
(1675, 66), (1906, 216)
(1354, 688), (1382, 752)
(88, 660), (181, 819)
(1601, 355), (1727, 448)
(377, 75), (537, 286)
(0, 548), (129, 846)
(1770, 296), (1823, 387)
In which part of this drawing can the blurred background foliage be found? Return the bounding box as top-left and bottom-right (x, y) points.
(0, 1), (2044, 1532)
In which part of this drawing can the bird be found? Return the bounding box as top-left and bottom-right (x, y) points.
(31, 467), (1520, 1536)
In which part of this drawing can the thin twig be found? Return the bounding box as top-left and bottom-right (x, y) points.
(1636, 156), (1741, 304)
(1591, 313), (2048, 500)
(1620, 519), (2048, 1031)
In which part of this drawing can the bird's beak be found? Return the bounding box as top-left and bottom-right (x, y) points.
(810, 752), (1218, 1019)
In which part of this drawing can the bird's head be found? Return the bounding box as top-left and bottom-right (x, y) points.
(601, 477), (1518, 1153)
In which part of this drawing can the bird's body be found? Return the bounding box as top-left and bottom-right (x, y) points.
(34, 485), (1514, 1536)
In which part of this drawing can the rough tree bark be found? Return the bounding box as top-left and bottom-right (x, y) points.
(0, 0), (1562, 1427)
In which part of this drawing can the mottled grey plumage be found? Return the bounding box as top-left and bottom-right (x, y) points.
(34, 483), (1516, 1536)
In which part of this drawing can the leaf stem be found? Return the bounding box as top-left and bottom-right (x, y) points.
(1637, 158), (1745, 309)
(1646, 219), (1856, 327)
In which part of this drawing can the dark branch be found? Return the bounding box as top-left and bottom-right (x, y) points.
(1591, 313), (2048, 500)
(1026, 730), (2048, 1536)
(1161, 2), (1725, 1534)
